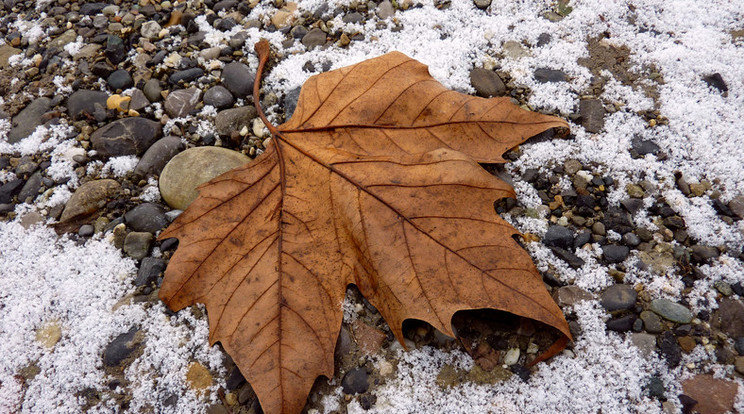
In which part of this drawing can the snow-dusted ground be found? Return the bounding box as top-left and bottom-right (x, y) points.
(1, 0), (744, 413)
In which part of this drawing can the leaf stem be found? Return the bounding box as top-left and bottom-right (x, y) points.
(253, 39), (283, 139)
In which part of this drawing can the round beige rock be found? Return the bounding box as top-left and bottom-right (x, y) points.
(159, 147), (251, 210)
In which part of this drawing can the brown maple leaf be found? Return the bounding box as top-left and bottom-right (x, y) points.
(159, 40), (571, 414)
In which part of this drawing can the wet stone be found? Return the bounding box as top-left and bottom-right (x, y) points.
(543, 225), (574, 250)
(606, 314), (636, 332)
(550, 247), (585, 269)
(103, 327), (141, 366)
(134, 136), (185, 178)
(164, 87), (201, 118)
(225, 367), (246, 391)
(90, 117), (162, 157)
(600, 284), (637, 311)
(169, 68), (204, 84)
(658, 330), (681, 367)
(222, 62), (254, 99)
(215, 107), (257, 137)
(125, 203), (168, 233)
(8, 98), (52, 144)
(135, 257), (166, 286)
(203, 85), (234, 110)
(107, 69), (133, 90)
(143, 79), (163, 103)
(650, 299), (692, 324)
(123, 232), (153, 260)
(602, 245), (629, 263)
(341, 367), (369, 395)
(534, 68), (567, 83)
(67, 90), (108, 120)
(470, 68), (506, 97)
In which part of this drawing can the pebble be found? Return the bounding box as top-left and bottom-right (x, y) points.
(543, 225), (574, 250)
(123, 231), (153, 260)
(67, 90), (108, 120)
(736, 357), (744, 375)
(284, 87), (302, 119)
(0, 45), (21, 68)
(602, 245), (629, 263)
(18, 172), (42, 203)
(703, 73), (728, 93)
(606, 314), (636, 332)
(105, 35), (128, 65)
(600, 284), (637, 311)
(550, 247), (585, 269)
(78, 224), (95, 237)
(649, 299), (692, 324)
(159, 147), (251, 210)
(630, 332), (657, 356)
(473, 0), (492, 9)
(134, 136), (185, 178)
(622, 232), (641, 247)
(302, 28), (327, 49)
(682, 374), (738, 414)
(143, 79), (163, 103)
(341, 367), (369, 394)
(164, 87), (201, 118)
(90, 117), (162, 157)
(377, 1), (394, 19)
(215, 107), (258, 137)
(134, 257), (166, 286)
(140, 21), (162, 40)
(127, 90), (150, 112)
(658, 330), (681, 367)
(124, 203), (168, 233)
(727, 195), (744, 218)
(717, 298), (744, 338)
(8, 98), (52, 143)
(563, 159), (582, 175)
(48, 29), (77, 49)
(222, 62), (254, 98)
(203, 85), (235, 109)
(625, 183), (645, 198)
(579, 99), (605, 133)
(80, 2), (106, 15)
(534, 68), (567, 83)
(470, 68), (506, 98)
(591, 221), (605, 236)
(59, 179), (121, 222)
(107, 69), (134, 90)
(103, 328), (141, 366)
(0, 179), (25, 204)
(690, 245), (718, 263)
(169, 68), (204, 84)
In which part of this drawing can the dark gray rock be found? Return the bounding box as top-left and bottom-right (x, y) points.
(225, 367), (246, 390)
(658, 330), (681, 367)
(17, 171), (42, 203)
(78, 224), (95, 237)
(703, 73), (727, 92)
(735, 338), (744, 356)
(640, 310), (664, 333)
(341, 367), (369, 394)
(580, 99), (605, 133)
(67, 90), (108, 120)
(470, 68), (506, 98)
(80, 2), (106, 15)
(127, 89), (150, 111)
(134, 136), (185, 178)
(691, 245), (719, 263)
(622, 232), (641, 247)
(543, 225), (574, 250)
(602, 245), (629, 263)
(103, 327), (141, 366)
(164, 87), (201, 118)
(534, 68), (566, 83)
(203, 85), (234, 109)
(125, 203), (168, 233)
(573, 230), (592, 249)
(0, 178), (24, 204)
(600, 284), (637, 311)
(645, 376), (665, 400)
(631, 137), (660, 157)
(550, 247), (585, 269)
(107, 69), (133, 90)
(342, 12), (363, 23)
(8, 98), (52, 143)
(290, 25), (309, 39)
(606, 314), (636, 332)
(621, 198), (644, 215)
(105, 35), (127, 65)
(222, 62), (254, 98)
(143, 79), (162, 102)
(169, 68), (204, 84)
(302, 28), (327, 49)
(536, 33), (551, 47)
(215, 107), (257, 136)
(90, 118), (162, 157)
(213, 0), (237, 12)
(134, 257), (166, 286)
(284, 86), (302, 119)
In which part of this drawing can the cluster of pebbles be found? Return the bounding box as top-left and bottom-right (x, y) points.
(0, 0), (742, 412)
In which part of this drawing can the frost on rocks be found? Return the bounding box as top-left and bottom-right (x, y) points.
(0, 220), (223, 413)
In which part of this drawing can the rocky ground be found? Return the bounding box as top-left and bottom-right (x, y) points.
(1, 0), (743, 413)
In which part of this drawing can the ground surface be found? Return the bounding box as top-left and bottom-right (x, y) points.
(1, 0), (744, 413)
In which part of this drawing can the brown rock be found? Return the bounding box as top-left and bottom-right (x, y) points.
(187, 362), (213, 392)
(677, 336), (696, 353)
(60, 179), (121, 222)
(717, 298), (744, 338)
(682, 374), (738, 414)
(553, 285), (594, 307)
(352, 320), (386, 356)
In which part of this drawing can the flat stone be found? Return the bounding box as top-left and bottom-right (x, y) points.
(543, 225), (574, 250)
(164, 87), (201, 118)
(0, 179), (25, 204)
(682, 374), (738, 414)
(127, 89), (150, 112)
(342, 12), (363, 23)
(580, 99), (605, 133)
(123, 231), (153, 259)
(470, 68), (506, 97)
(606, 314), (636, 332)
(159, 147), (251, 210)
(134, 257), (166, 286)
(630, 332), (657, 357)
(203, 85), (234, 109)
(718, 298), (744, 338)
(602, 245), (629, 263)
(67, 90), (108, 120)
(35, 320), (62, 349)
(600, 284), (637, 311)
(302, 28), (327, 49)
(134, 136), (185, 178)
(691, 245), (719, 263)
(103, 327), (141, 366)
(650, 299), (692, 324)
(550, 247), (585, 269)
(80, 2), (106, 15)
(283, 87), (302, 120)
(124, 203), (168, 233)
(215, 107), (257, 137)
(534, 68), (566, 83)
(503, 41), (531, 59)
(222, 62), (254, 98)
(169, 68), (204, 84)
(631, 137), (660, 157)
(0, 45), (21, 68)
(187, 362), (213, 391)
(8, 98), (52, 143)
(553, 285), (593, 307)
(352, 320), (386, 356)
(60, 179), (121, 222)
(48, 29), (77, 49)
(90, 117), (162, 157)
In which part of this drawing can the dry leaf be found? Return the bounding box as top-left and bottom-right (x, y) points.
(159, 40), (570, 414)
